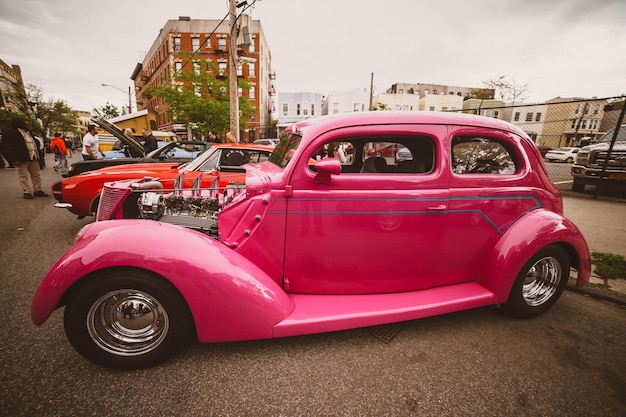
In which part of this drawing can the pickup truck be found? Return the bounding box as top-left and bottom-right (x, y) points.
(571, 124), (626, 191)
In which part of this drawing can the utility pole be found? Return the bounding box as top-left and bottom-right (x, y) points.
(369, 72), (374, 110)
(229, 0), (240, 141)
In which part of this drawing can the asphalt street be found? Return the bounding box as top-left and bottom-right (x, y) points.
(1, 154), (625, 417)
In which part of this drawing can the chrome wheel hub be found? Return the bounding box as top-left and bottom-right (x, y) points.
(521, 256), (562, 307)
(87, 290), (169, 356)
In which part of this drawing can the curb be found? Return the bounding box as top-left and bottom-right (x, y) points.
(566, 279), (626, 307)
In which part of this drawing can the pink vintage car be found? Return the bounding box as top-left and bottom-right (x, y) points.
(31, 112), (591, 369)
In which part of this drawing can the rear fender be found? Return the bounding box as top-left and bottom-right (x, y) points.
(31, 220), (293, 342)
(480, 209), (591, 303)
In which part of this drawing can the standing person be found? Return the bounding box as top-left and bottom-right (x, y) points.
(1, 116), (49, 199)
(225, 131), (237, 144)
(50, 132), (69, 177)
(141, 128), (158, 154)
(64, 136), (73, 158)
(81, 124), (104, 160)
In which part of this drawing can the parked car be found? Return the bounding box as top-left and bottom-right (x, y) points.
(571, 124), (626, 192)
(66, 118), (201, 177)
(32, 111), (590, 369)
(254, 138), (278, 146)
(52, 143), (274, 218)
(536, 145), (553, 157)
(102, 140), (207, 160)
(544, 147), (580, 163)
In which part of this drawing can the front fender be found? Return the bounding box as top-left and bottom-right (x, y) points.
(480, 209), (591, 303)
(32, 220), (293, 343)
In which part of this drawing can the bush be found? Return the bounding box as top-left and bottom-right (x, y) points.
(591, 251), (626, 279)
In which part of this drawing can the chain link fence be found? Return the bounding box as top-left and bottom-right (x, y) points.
(453, 95), (626, 202)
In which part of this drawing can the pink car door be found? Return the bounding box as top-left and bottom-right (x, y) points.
(442, 127), (536, 286)
(283, 125), (449, 295)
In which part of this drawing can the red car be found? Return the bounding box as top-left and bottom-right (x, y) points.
(52, 143), (274, 218)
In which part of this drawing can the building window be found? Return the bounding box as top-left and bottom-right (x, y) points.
(192, 36), (200, 51)
(296, 103), (301, 116)
(571, 119), (577, 129)
(429, 106), (435, 111)
(493, 110), (500, 119)
(514, 112), (520, 121)
(237, 64), (243, 77)
(249, 85), (255, 100)
(575, 103), (581, 114)
(594, 104), (600, 115)
(332, 103), (339, 114)
(193, 62), (200, 75)
(311, 104), (315, 116)
(205, 34), (212, 49)
(581, 119), (588, 129)
(248, 63), (255, 77)
(194, 85), (201, 97)
(584, 103), (590, 115)
(218, 37), (227, 50)
(433, 90), (438, 95)
(174, 36), (181, 51)
(175, 61), (182, 74)
(525, 113), (533, 122)
(535, 112), (542, 122)
(218, 61), (227, 75)
(282, 103), (288, 116)
(301, 102), (309, 116)
(249, 35), (256, 52)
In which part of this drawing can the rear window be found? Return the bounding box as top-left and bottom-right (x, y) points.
(452, 136), (517, 175)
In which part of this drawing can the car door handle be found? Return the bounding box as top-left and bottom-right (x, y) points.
(427, 205), (447, 211)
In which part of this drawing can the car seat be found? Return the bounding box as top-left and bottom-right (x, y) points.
(361, 156), (387, 173)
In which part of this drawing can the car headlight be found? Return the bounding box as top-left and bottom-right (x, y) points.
(575, 151), (589, 165)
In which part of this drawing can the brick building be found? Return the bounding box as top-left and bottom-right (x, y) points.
(131, 16), (276, 142)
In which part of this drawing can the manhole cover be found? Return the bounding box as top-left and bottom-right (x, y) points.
(367, 322), (405, 343)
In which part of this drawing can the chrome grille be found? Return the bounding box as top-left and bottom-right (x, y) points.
(97, 186), (130, 221)
(593, 151), (626, 169)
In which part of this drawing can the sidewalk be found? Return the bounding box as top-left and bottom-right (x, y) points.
(562, 196), (626, 305)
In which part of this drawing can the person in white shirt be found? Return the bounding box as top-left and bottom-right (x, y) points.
(81, 125), (105, 160)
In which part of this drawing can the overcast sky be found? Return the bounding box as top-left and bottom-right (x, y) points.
(1, 0), (625, 112)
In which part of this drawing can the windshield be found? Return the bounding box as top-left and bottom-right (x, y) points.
(599, 125), (626, 143)
(268, 132), (303, 168)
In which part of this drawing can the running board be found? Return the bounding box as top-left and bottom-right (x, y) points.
(273, 282), (494, 338)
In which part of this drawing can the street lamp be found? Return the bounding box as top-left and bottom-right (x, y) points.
(101, 83), (132, 114)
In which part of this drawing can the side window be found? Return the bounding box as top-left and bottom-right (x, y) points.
(452, 136), (517, 175)
(308, 137), (434, 174)
(311, 141), (354, 166)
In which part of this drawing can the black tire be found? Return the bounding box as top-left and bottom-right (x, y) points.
(64, 269), (194, 369)
(501, 245), (570, 318)
(89, 194), (100, 217)
(572, 180), (585, 192)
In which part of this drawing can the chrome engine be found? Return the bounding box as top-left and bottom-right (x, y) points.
(134, 174), (244, 236)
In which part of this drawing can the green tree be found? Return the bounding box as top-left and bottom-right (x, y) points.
(147, 56), (256, 137)
(37, 99), (78, 136)
(92, 103), (121, 119)
(6, 83), (44, 116)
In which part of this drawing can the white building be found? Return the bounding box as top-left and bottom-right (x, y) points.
(322, 89), (370, 115)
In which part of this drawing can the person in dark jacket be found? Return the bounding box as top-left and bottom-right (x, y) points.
(141, 129), (158, 154)
(1, 116), (49, 199)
